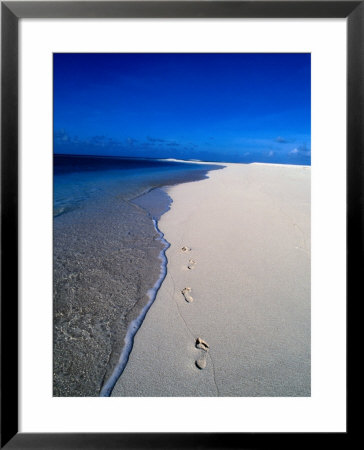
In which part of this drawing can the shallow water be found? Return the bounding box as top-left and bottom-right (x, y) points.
(53, 155), (223, 396)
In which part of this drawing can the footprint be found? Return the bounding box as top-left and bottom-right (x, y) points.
(195, 356), (207, 370)
(181, 246), (191, 253)
(181, 287), (193, 303)
(187, 259), (196, 270)
(196, 337), (209, 352)
(195, 338), (209, 369)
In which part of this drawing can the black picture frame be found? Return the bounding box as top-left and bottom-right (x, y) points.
(1, 1), (357, 448)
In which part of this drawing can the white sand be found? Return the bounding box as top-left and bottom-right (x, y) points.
(112, 163), (310, 397)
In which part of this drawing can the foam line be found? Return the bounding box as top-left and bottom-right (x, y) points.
(100, 219), (170, 397)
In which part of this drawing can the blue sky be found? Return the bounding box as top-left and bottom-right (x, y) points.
(54, 53), (311, 164)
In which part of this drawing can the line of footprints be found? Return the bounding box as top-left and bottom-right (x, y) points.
(180, 245), (209, 370)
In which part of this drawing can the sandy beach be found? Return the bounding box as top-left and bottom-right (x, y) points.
(111, 163), (310, 397)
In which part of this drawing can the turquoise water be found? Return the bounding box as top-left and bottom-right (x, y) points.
(54, 155), (221, 217)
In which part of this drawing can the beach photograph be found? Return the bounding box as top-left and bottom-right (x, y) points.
(53, 53), (311, 397)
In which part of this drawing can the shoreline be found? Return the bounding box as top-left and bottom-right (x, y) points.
(53, 159), (223, 397)
(100, 216), (171, 397)
(99, 166), (228, 396)
(111, 162), (311, 397)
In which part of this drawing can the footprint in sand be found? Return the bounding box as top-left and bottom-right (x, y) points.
(196, 356), (207, 370)
(196, 337), (209, 352)
(181, 246), (191, 253)
(195, 337), (209, 370)
(187, 259), (196, 270)
(181, 287), (193, 303)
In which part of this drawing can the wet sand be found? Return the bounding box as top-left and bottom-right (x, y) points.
(112, 163), (311, 396)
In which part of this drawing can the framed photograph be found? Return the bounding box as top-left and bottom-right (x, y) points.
(2, 1), (357, 448)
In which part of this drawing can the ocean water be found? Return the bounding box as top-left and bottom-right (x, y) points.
(54, 155), (221, 218)
(53, 155), (223, 396)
